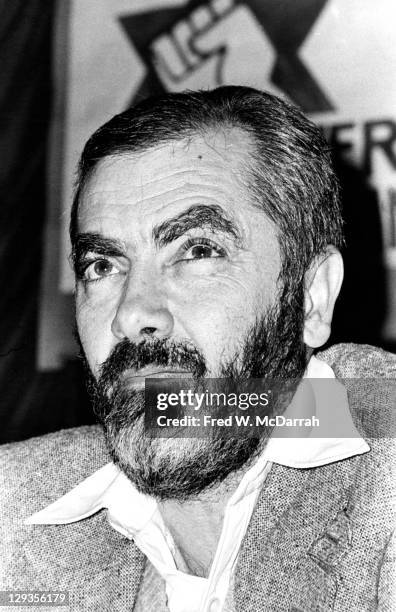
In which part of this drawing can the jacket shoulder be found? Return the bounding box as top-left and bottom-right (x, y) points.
(0, 427), (145, 603)
(317, 343), (396, 439)
(0, 425), (110, 518)
(317, 342), (396, 378)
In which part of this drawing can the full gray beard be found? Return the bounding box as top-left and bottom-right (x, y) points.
(103, 386), (263, 501)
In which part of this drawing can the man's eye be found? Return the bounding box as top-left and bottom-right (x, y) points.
(180, 239), (225, 261)
(83, 259), (118, 282)
(186, 244), (219, 259)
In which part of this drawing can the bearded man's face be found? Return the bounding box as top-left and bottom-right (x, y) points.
(74, 130), (308, 500)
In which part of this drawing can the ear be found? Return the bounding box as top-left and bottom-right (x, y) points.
(303, 246), (344, 349)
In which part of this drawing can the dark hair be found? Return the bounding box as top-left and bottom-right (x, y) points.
(70, 86), (343, 289)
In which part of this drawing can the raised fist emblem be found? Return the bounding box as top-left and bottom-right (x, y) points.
(150, 0), (282, 96)
(119, 0), (334, 113)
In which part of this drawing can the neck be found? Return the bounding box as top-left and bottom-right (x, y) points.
(157, 470), (243, 578)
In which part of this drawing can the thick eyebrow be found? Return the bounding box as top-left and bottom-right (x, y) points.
(152, 204), (241, 248)
(70, 232), (125, 270)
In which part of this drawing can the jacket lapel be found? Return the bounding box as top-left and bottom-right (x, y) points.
(234, 456), (359, 612)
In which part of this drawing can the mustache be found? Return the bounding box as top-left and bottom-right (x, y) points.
(98, 337), (207, 391)
(88, 337), (206, 424)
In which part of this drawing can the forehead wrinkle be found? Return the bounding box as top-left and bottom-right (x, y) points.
(82, 168), (239, 206)
(80, 174), (247, 223)
(82, 127), (256, 204)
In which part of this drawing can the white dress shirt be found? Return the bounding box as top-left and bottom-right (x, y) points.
(26, 356), (369, 612)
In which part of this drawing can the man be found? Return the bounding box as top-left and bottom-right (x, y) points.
(1, 86), (395, 611)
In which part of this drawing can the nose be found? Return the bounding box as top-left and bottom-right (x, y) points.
(111, 275), (174, 343)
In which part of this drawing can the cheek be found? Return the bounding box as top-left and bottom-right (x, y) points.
(170, 279), (262, 371)
(75, 289), (116, 373)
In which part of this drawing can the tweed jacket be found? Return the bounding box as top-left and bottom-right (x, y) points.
(1, 343), (395, 612)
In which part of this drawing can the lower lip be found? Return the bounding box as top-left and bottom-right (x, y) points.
(123, 371), (192, 389)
